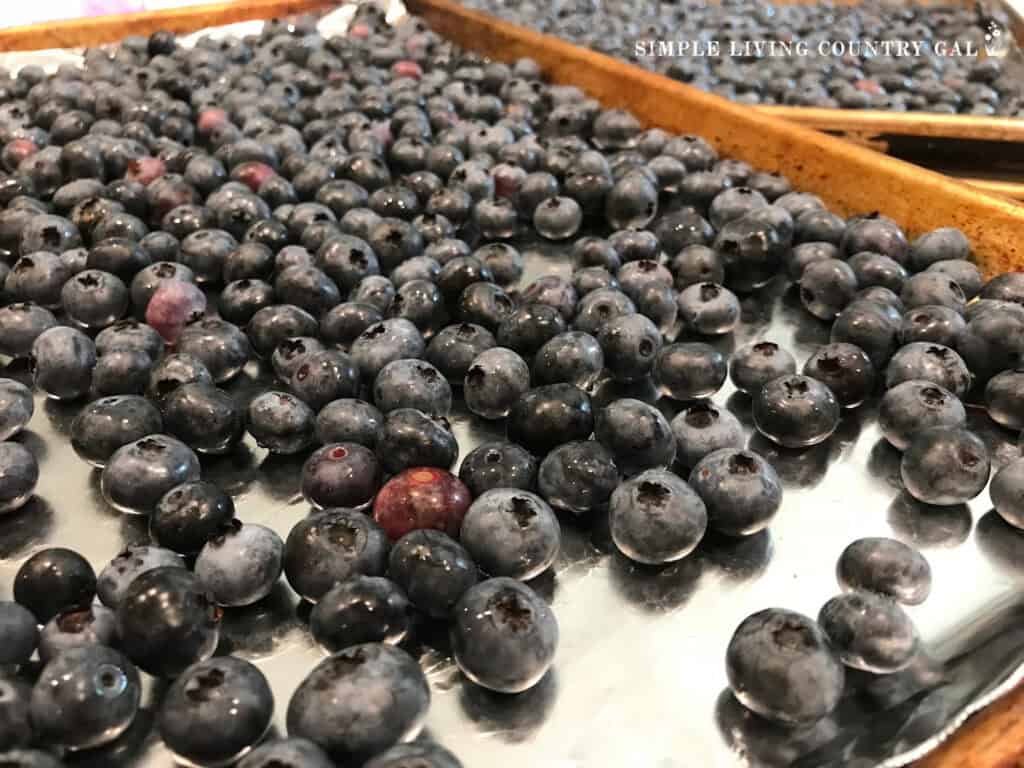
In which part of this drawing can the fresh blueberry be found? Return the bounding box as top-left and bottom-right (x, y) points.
(0, 303), (57, 358)
(957, 302), (1024, 384)
(159, 656), (274, 766)
(992, 458), (1024, 530)
(678, 282), (741, 335)
(287, 644), (430, 763)
(37, 604), (117, 662)
(195, 520), (284, 607)
(533, 196), (582, 240)
(885, 342), (971, 397)
(901, 426), (990, 505)
(96, 545), (184, 610)
(596, 398), (675, 476)
(899, 272), (966, 315)
(878, 380), (966, 451)
(531, 331), (604, 390)
(60, 269), (128, 330)
(818, 592), (919, 673)
(311, 576), (411, 652)
(840, 213), (907, 263)
(460, 489), (560, 580)
(388, 529), (479, 619)
(651, 342), (725, 401)
(608, 469), (707, 563)
(729, 341), (797, 396)
(497, 304), (569, 360)
(927, 259), (983, 300)
(507, 384), (594, 455)
(458, 441), (538, 497)
(151, 481), (236, 556)
(246, 391), (316, 455)
(237, 739), (334, 768)
(5, 252), (71, 309)
(670, 402), (745, 469)
(374, 359), (452, 417)
(0, 442), (38, 514)
(95, 318), (164, 360)
(219, 278), (275, 325)
(830, 298), (901, 369)
(301, 443), (381, 510)
(377, 408), (459, 474)
(669, 245), (725, 289)
(898, 305), (966, 347)
(116, 567), (221, 678)
(30, 325), (96, 400)
(146, 352), (213, 402)
(985, 369), (1024, 431)
(726, 608), (844, 725)
(538, 440), (619, 516)
(802, 342), (877, 408)
(100, 434), (200, 514)
(30, 645), (140, 750)
(350, 319), (426, 381)
(573, 288), (635, 336)
(363, 743), (464, 768)
(247, 305), (320, 359)
(0, 602), (38, 665)
(798, 259), (858, 320)
(161, 382), (244, 455)
(284, 509), (390, 603)
(14, 548), (95, 623)
(909, 227), (971, 271)
(520, 275), (578, 322)
(846, 251), (907, 292)
(689, 449), (782, 536)
(753, 374), (840, 448)
(451, 578), (557, 693)
(426, 323), (497, 383)
(464, 347), (530, 419)
(177, 318), (252, 384)
(836, 537), (931, 605)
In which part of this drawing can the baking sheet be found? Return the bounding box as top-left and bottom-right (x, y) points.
(2, 6), (1024, 767)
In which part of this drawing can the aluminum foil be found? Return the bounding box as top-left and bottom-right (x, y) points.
(2, 6), (1024, 768)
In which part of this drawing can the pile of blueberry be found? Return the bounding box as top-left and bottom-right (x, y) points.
(458, 0), (1024, 115)
(0, 4), (1022, 766)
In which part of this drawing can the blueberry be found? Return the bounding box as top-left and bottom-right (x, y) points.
(30, 325), (96, 400)
(709, 186), (768, 230)
(0, 303), (57, 358)
(597, 313), (662, 383)
(753, 374), (840, 448)
(238, 739), (334, 768)
(363, 743), (464, 768)
(314, 566), (409, 647)
(101, 434), (200, 514)
(572, 266), (619, 296)
(605, 171), (658, 229)
(247, 304), (320, 359)
(798, 259), (858, 320)
(901, 426), (990, 505)
(520, 275), (578, 322)
(376, 407), (458, 473)
(179, 229), (238, 284)
(162, 382), (244, 455)
(95, 318), (164, 360)
(533, 196), (582, 240)
(651, 342), (726, 401)
(30, 646), (141, 750)
(507, 384), (594, 455)
(116, 567), (221, 678)
(802, 342), (877, 408)
(926, 259), (983, 301)
(451, 578), (557, 693)
(464, 347), (530, 419)
(350, 319), (426, 381)
(497, 304), (569, 359)
(458, 441), (538, 497)
(287, 644), (430, 763)
(573, 288), (635, 336)
(473, 243), (523, 285)
(690, 448), (782, 536)
(670, 402), (745, 469)
(726, 608), (843, 725)
(391, 256), (442, 287)
(984, 369), (1024, 431)
(284, 509), (390, 603)
(426, 323), (497, 382)
(38, 605), (117, 662)
(152, 481), (236, 556)
(830, 299), (901, 369)
(301, 443), (381, 510)
(840, 213), (907, 263)
(195, 520), (284, 607)
(609, 469), (707, 563)
(0, 602), (38, 665)
(785, 242), (836, 281)
(836, 537), (931, 605)
(669, 245), (725, 289)
(159, 656), (274, 766)
(885, 342), (971, 397)
(5, 252), (71, 309)
(794, 209), (845, 244)
(14, 547), (95, 624)
(992, 458), (1024, 530)
(957, 302), (1024, 384)
(373, 359), (452, 418)
(898, 305), (966, 347)
(729, 341), (797, 396)
(846, 251), (907, 292)
(538, 440), (619, 516)
(388, 529), (478, 619)
(60, 269), (128, 330)
(320, 302), (384, 348)
(247, 391), (316, 455)
(532, 331), (604, 390)
(678, 282), (741, 335)
(909, 227), (971, 271)
(0, 440), (37, 514)
(219, 278), (275, 325)
(610, 228), (661, 264)
(571, 237), (621, 272)
(147, 352), (213, 402)
(460, 489), (560, 580)
(223, 243), (274, 284)
(177, 318), (252, 384)
(0, 676), (32, 750)
(271, 337), (326, 383)
(818, 592), (919, 673)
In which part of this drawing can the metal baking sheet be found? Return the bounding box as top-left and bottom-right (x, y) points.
(2, 7), (1024, 768)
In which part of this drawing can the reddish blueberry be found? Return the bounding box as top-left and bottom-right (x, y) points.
(372, 467), (472, 540)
